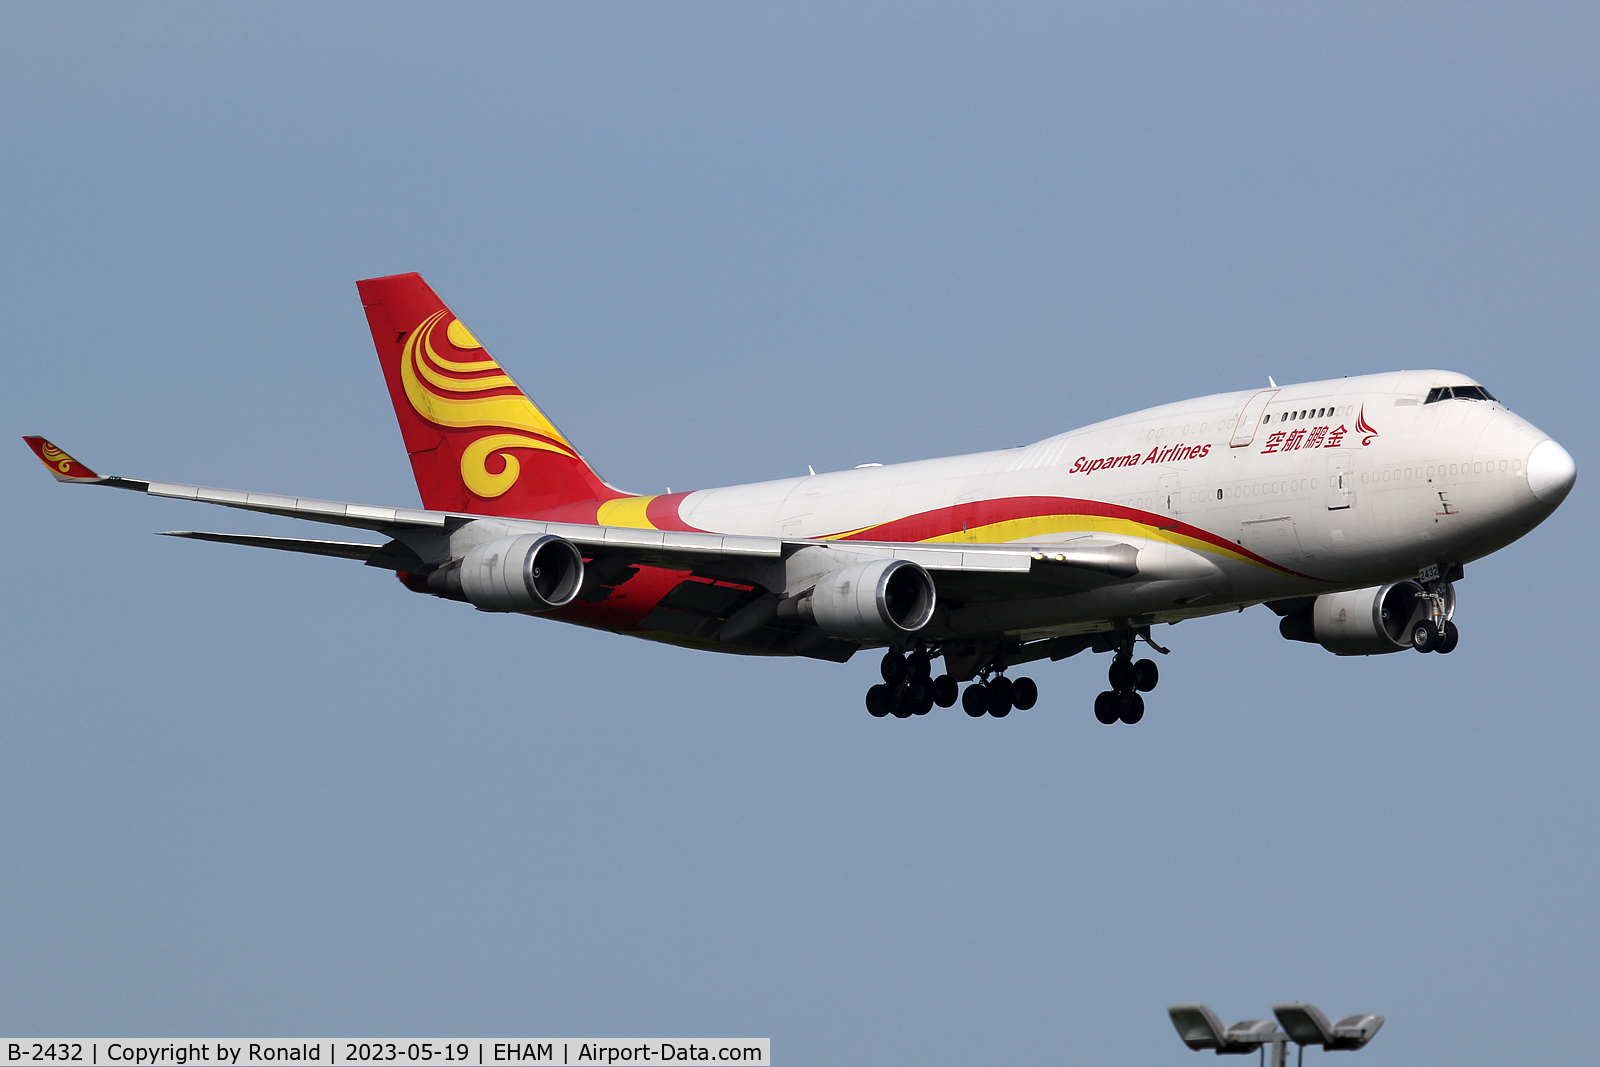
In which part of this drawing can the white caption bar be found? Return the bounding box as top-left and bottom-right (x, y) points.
(4, 1042), (769, 1067)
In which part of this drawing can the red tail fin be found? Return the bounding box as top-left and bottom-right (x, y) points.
(357, 273), (621, 516)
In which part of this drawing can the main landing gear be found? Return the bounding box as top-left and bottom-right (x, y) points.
(1093, 633), (1159, 725)
(961, 672), (1038, 718)
(866, 649), (1036, 720)
(866, 649), (936, 718)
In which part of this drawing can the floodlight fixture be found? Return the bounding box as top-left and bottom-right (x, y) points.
(1272, 1003), (1384, 1051)
(1168, 1005), (1289, 1066)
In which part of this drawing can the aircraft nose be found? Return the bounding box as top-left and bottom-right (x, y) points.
(1526, 438), (1576, 505)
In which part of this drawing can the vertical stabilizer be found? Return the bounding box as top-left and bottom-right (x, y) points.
(357, 273), (621, 516)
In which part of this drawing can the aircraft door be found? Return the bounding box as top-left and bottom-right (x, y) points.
(1230, 389), (1279, 447)
(1324, 452), (1354, 510)
(1158, 472), (1182, 517)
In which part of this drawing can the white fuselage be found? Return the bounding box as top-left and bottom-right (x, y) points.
(648, 370), (1569, 642)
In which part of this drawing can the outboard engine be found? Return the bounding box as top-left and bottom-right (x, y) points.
(782, 558), (937, 639)
(410, 534), (586, 613)
(1280, 580), (1454, 655)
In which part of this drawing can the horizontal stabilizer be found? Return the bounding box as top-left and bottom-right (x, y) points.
(158, 531), (386, 560)
(158, 531), (425, 571)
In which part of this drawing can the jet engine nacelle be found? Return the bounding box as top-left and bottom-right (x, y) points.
(454, 533), (586, 613)
(788, 558), (937, 640)
(1280, 580), (1453, 656)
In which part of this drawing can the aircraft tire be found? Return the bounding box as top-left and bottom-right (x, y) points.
(1118, 691), (1145, 724)
(1094, 691), (1120, 724)
(910, 679), (935, 715)
(866, 684), (891, 717)
(1438, 620), (1460, 654)
(881, 650), (908, 684)
(1108, 658), (1136, 691)
(963, 684), (988, 717)
(1011, 677), (1038, 711)
(932, 674), (959, 708)
(987, 676), (1014, 715)
(1410, 619), (1440, 653)
(1133, 659), (1159, 692)
(907, 654), (932, 682)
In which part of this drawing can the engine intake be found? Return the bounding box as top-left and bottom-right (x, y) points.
(786, 558), (937, 639)
(425, 534), (585, 613)
(1280, 580), (1452, 656)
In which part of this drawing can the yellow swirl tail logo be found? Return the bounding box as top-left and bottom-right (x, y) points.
(400, 310), (579, 498)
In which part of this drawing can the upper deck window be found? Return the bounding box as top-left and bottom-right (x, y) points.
(1424, 385), (1497, 404)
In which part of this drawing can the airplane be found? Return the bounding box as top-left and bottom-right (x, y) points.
(25, 272), (1577, 724)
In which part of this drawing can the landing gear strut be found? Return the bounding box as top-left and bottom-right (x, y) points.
(1094, 631), (1160, 725)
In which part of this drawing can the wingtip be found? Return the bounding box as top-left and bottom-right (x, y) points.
(22, 436), (104, 482)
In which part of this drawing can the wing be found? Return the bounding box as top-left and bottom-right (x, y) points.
(24, 438), (1157, 598)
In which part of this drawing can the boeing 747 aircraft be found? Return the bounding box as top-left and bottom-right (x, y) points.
(26, 273), (1577, 723)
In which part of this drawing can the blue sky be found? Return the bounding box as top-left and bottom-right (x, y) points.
(3, 4), (1595, 1062)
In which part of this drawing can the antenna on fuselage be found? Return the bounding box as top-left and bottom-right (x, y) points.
(1268, 376), (1278, 387)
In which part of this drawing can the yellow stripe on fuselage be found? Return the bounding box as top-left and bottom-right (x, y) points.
(829, 512), (1276, 572)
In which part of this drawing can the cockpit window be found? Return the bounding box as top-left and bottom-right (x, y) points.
(1425, 385), (1497, 404)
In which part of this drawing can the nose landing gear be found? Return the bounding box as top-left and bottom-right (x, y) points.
(1411, 572), (1461, 654)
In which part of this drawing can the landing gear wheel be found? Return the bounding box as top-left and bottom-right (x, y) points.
(1411, 619), (1440, 653)
(1094, 691), (1120, 725)
(986, 677), (1014, 718)
(1011, 677), (1038, 711)
(907, 654), (932, 682)
(1438, 620), (1460, 654)
(1108, 658), (1136, 692)
(890, 691), (915, 718)
(932, 675), (959, 708)
(866, 684), (890, 717)
(963, 684), (988, 717)
(1133, 659), (1159, 692)
(910, 679), (935, 715)
(881, 650), (908, 684)
(1118, 691), (1145, 724)
(987, 676), (1014, 716)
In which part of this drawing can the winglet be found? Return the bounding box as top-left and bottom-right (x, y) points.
(22, 436), (105, 482)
